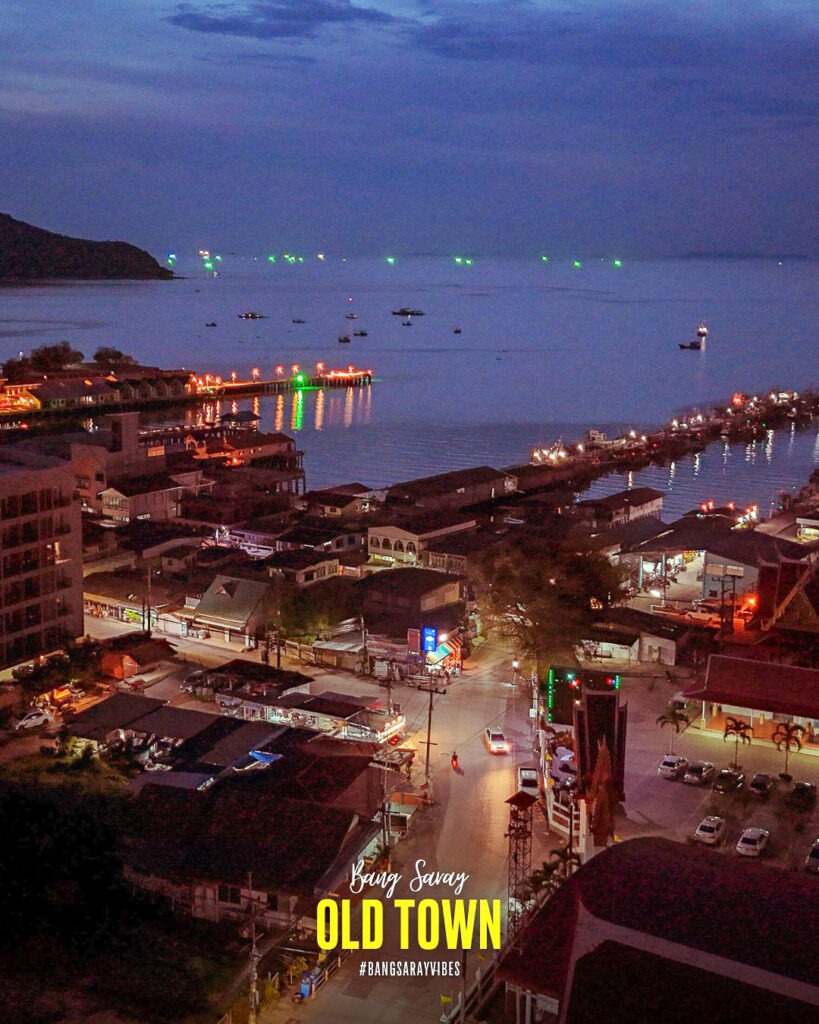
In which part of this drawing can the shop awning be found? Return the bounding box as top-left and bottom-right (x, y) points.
(425, 640), (458, 666)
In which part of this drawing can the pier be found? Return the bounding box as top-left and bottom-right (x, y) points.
(509, 388), (819, 495)
(189, 365), (374, 398)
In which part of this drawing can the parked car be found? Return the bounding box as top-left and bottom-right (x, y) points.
(736, 827), (770, 858)
(712, 768), (745, 793)
(686, 608), (716, 622)
(484, 728), (510, 755)
(805, 839), (819, 874)
(517, 765), (540, 794)
(749, 772), (774, 799)
(12, 709), (53, 731)
(694, 815), (725, 846)
(657, 755), (689, 780)
(180, 670), (206, 692)
(683, 761), (716, 786)
(787, 781), (817, 810)
(550, 754), (578, 789)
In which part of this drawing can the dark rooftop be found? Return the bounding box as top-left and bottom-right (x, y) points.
(499, 837), (819, 997)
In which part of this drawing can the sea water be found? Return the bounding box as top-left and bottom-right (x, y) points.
(1, 255), (816, 518)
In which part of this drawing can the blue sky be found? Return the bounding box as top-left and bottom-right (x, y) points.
(2, 1), (817, 257)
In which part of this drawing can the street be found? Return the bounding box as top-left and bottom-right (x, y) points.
(75, 619), (819, 1022)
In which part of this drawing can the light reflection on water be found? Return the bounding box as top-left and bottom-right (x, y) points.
(182, 385), (818, 521)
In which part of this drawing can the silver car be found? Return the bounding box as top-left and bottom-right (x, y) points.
(736, 827), (770, 858)
(694, 816), (725, 846)
(657, 755), (688, 780)
(683, 761), (716, 786)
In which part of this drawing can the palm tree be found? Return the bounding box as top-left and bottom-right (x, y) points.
(723, 716), (752, 768)
(772, 721), (805, 780)
(656, 705), (690, 753)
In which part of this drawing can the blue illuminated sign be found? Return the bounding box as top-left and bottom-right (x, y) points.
(422, 627), (438, 654)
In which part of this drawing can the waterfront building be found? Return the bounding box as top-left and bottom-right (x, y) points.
(386, 465), (518, 511)
(0, 447), (83, 668)
(576, 486), (665, 529)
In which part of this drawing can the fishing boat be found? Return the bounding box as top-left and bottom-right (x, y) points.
(392, 307), (425, 316)
(238, 311), (265, 320)
(292, 318), (305, 324)
(338, 335), (351, 344)
(679, 322), (708, 350)
(453, 327), (462, 334)
(353, 330), (368, 337)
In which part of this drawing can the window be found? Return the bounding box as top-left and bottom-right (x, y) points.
(382, 539), (392, 550)
(267, 893), (279, 911)
(394, 540), (404, 552)
(218, 884), (241, 905)
(370, 537), (380, 548)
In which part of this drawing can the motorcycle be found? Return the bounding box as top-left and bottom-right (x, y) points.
(451, 751), (459, 771)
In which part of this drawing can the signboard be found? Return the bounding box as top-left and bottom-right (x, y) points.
(422, 626), (438, 654)
(406, 628), (421, 656)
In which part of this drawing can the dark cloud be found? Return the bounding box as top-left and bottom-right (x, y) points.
(167, 0), (400, 40)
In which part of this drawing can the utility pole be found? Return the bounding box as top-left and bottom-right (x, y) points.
(419, 683), (446, 804)
(247, 871), (260, 1024)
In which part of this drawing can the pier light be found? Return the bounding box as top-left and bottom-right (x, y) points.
(316, 362), (325, 372)
(275, 366), (284, 376)
(629, 430), (636, 438)
(231, 371), (237, 382)
(641, 435), (647, 442)
(576, 443), (584, 453)
(348, 365), (355, 372)
(317, 252), (326, 260)
(292, 364), (300, 375)
(252, 367), (260, 380)
(671, 419), (679, 428)
(214, 377), (222, 385)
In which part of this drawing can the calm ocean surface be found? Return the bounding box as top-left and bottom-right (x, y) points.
(2, 255), (817, 519)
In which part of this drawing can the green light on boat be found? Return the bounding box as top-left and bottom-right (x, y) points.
(465, 259), (473, 265)
(573, 260), (582, 268)
(204, 261), (214, 270)
(214, 255), (222, 262)
(298, 257), (304, 263)
(267, 255), (276, 263)
(613, 259), (622, 267)
(386, 257), (396, 265)
(454, 257), (463, 264)
(540, 255), (549, 262)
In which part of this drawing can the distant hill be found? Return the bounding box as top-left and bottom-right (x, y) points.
(0, 212), (174, 281)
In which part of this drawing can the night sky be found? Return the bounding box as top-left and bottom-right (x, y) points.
(3, 1), (817, 257)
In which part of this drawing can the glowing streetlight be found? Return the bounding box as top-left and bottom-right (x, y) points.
(251, 367), (260, 381)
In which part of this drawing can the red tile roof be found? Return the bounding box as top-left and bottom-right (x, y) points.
(683, 653), (819, 718)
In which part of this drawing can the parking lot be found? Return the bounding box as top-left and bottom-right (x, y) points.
(617, 672), (819, 872)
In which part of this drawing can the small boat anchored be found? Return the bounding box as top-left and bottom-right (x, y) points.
(338, 335), (351, 344)
(679, 322), (708, 350)
(392, 307), (425, 316)
(238, 311), (265, 320)
(292, 318), (305, 324)
(353, 330), (368, 337)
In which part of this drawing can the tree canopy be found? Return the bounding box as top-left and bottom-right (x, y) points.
(93, 345), (137, 366)
(474, 525), (628, 675)
(3, 340), (84, 380)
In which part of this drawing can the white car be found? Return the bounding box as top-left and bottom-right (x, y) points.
(694, 815), (725, 846)
(13, 709), (53, 731)
(736, 827), (770, 858)
(484, 728), (510, 754)
(657, 755), (688, 779)
(517, 765), (539, 794)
